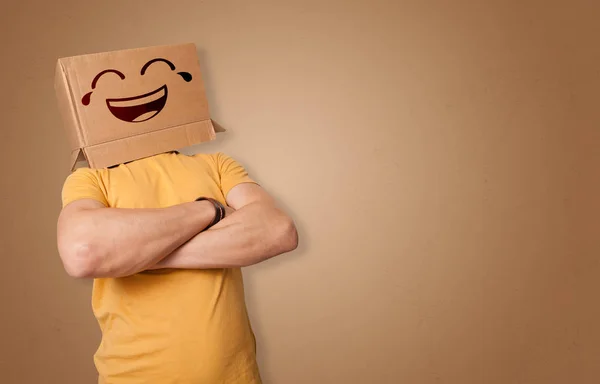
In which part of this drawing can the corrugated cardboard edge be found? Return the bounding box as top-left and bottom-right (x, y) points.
(54, 60), (87, 171)
(83, 120), (216, 169)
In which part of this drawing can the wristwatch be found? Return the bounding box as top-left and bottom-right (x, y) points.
(195, 197), (225, 229)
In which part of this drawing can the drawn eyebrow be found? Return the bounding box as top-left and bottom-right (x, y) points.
(91, 69), (126, 89)
(141, 58), (176, 75)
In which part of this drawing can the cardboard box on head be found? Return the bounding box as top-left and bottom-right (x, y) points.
(54, 43), (216, 171)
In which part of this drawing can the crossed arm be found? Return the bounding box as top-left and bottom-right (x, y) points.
(57, 183), (298, 278)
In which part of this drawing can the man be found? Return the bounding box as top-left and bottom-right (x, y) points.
(57, 150), (298, 383)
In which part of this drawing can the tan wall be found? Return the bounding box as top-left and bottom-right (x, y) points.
(1, 1), (598, 383)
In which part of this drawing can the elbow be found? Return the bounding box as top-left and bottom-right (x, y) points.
(276, 216), (299, 254)
(58, 242), (99, 278)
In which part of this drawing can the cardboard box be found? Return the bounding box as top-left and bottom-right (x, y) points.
(54, 43), (216, 170)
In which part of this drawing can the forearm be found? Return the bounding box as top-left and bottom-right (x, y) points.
(57, 200), (216, 278)
(153, 202), (298, 269)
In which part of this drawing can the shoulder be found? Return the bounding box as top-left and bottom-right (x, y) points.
(190, 152), (254, 193)
(190, 152), (245, 170)
(64, 167), (103, 186)
(61, 167), (108, 208)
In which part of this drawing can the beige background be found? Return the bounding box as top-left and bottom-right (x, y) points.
(1, 0), (598, 383)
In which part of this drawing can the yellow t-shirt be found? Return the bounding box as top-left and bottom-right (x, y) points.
(61, 152), (262, 384)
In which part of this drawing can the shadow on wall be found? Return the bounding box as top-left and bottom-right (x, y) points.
(197, 47), (222, 119)
(243, 193), (308, 383)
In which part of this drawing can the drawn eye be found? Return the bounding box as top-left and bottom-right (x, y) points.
(82, 69), (126, 106)
(141, 58), (193, 82)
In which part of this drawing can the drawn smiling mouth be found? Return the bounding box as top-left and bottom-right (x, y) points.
(105, 85), (168, 123)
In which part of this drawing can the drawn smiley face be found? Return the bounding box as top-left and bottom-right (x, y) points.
(81, 58), (192, 123)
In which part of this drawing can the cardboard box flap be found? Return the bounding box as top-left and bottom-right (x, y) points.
(82, 120), (215, 169)
(69, 149), (87, 171)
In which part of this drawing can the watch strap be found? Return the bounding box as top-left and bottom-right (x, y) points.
(195, 197), (225, 229)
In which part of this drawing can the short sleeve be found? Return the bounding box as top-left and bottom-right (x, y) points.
(61, 168), (109, 208)
(215, 153), (256, 197)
